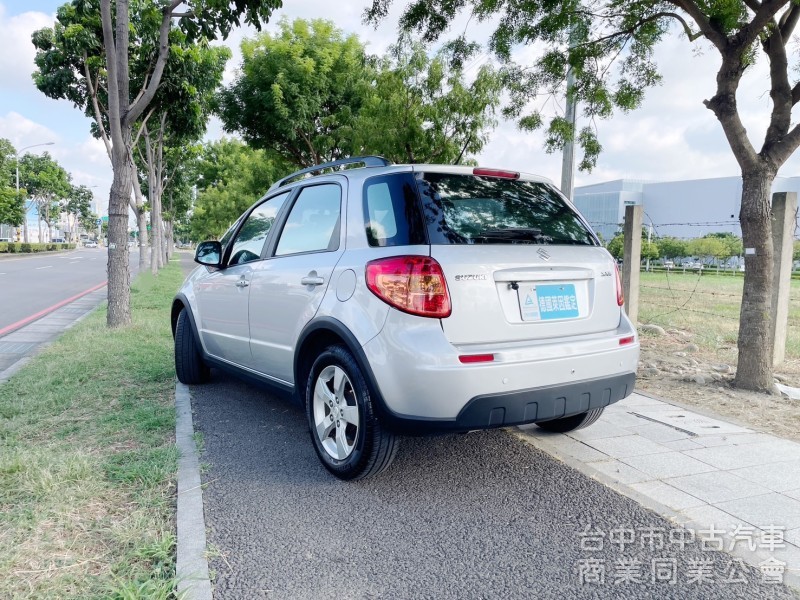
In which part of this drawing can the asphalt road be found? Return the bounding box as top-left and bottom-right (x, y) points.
(192, 373), (798, 599)
(0, 248), (139, 331)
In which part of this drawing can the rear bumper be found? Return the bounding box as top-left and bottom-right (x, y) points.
(378, 372), (635, 434)
(361, 308), (639, 426)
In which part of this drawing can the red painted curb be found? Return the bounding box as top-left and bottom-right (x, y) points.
(0, 281), (107, 337)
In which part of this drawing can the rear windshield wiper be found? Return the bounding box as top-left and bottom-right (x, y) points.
(475, 228), (594, 246)
(476, 227), (546, 242)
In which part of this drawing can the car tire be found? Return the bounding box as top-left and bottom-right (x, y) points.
(535, 407), (605, 433)
(174, 308), (209, 385)
(305, 345), (399, 480)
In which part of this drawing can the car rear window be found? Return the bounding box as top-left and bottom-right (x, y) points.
(416, 172), (598, 246)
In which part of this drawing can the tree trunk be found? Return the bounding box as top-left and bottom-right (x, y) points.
(165, 219), (174, 260)
(136, 208), (148, 268)
(131, 167), (149, 270)
(161, 215), (169, 265)
(23, 203), (29, 243)
(734, 168), (776, 391)
(150, 185), (162, 275)
(107, 129), (134, 327)
(150, 213), (159, 274)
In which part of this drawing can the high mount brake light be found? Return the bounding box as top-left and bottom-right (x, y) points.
(472, 168), (520, 180)
(366, 256), (451, 318)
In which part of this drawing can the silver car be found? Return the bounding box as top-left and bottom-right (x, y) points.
(172, 157), (639, 480)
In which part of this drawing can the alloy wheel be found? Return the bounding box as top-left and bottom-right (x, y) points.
(312, 365), (360, 460)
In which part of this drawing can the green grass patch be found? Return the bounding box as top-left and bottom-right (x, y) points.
(638, 271), (800, 360)
(0, 263), (184, 599)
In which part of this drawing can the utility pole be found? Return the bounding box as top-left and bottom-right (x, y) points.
(560, 27), (577, 201)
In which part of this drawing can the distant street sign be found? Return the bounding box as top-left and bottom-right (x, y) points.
(96, 218), (102, 226)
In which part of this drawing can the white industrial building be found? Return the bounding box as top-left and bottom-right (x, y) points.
(573, 175), (800, 242)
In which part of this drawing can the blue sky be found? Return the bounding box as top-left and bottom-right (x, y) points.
(2, 0), (800, 220)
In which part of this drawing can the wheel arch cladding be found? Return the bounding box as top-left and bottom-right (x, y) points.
(294, 318), (385, 407)
(171, 299), (185, 336)
(171, 294), (198, 339)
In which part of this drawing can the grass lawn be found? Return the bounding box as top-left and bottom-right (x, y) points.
(0, 263), (184, 599)
(637, 270), (800, 361)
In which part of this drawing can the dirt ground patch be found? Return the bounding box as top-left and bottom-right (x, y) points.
(635, 327), (800, 442)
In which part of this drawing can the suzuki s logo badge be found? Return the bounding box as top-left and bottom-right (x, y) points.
(537, 248), (551, 261)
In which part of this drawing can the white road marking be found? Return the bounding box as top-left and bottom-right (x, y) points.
(36, 265), (53, 270)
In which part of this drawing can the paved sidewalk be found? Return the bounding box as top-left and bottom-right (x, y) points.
(0, 286), (106, 382)
(516, 392), (800, 588)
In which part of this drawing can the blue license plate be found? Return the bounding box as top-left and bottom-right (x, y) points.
(519, 283), (579, 321)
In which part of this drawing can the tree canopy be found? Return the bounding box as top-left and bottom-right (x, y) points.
(354, 37), (502, 164)
(0, 139), (23, 228)
(217, 18), (370, 168)
(217, 18), (503, 169)
(190, 138), (289, 240)
(17, 152), (71, 223)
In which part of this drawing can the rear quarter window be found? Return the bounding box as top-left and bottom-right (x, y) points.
(363, 174), (426, 247)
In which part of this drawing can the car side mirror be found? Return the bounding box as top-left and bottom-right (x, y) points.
(195, 241), (222, 267)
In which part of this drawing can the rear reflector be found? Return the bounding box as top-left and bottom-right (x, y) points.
(458, 354), (495, 364)
(619, 336), (635, 346)
(614, 263), (624, 307)
(472, 168), (520, 180)
(366, 256), (451, 318)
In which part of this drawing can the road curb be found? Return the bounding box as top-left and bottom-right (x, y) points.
(175, 382), (213, 600)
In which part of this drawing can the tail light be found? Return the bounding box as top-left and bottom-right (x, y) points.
(614, 263), (624, 307)
(366, 256), (451, 318)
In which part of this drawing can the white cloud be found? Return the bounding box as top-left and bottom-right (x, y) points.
(0, 4), (53, 92)
(57, 135), (112, 188)
(0, 111), (112, 193)
(0, 110), (59, 149)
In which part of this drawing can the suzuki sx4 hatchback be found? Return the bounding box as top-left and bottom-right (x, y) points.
(173, 158), (639, 480)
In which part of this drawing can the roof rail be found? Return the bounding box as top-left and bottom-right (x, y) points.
(268, 156), (392, 192)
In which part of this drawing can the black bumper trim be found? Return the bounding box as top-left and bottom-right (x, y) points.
(380, 372), (636, 435)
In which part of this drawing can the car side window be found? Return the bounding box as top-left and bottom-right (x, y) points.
(228, 192), (290, 266)
(363, 173), (426, 247)
(274, 184), (342, 256)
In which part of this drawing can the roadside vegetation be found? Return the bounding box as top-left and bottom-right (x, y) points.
(0, 242), (77, 253)
(0, 263), (183, 598)
(638, 271), (800, 360)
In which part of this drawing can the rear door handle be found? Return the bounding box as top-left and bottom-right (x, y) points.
(301, 276), (325, 286)
(235, 279), (249, 288)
